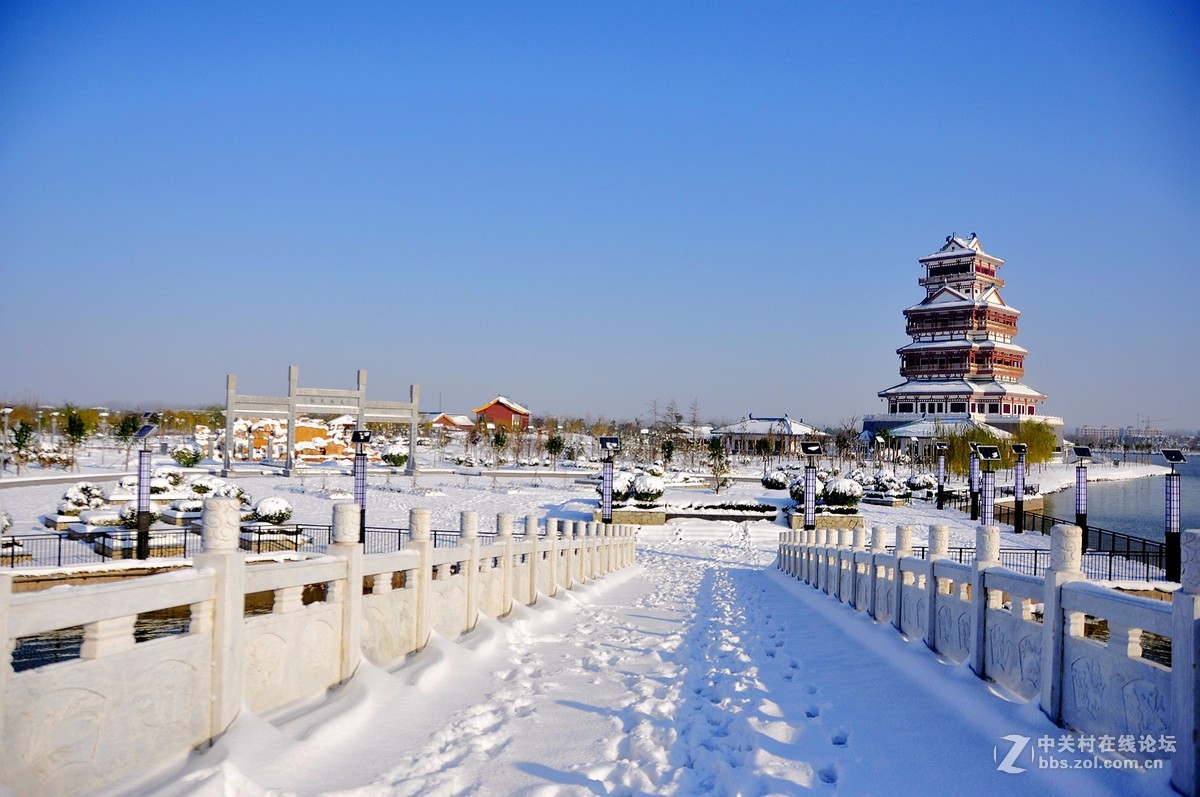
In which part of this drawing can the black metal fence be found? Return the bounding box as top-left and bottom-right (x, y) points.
(881, 544), (1164, 581)
(1, 529), (204, 568)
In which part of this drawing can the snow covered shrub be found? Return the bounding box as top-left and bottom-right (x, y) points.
(872, 471), (906, 496)
(845, 468), (874, 487)
(149, 476), (172, 495)
(823, 478), (863, 509)
(644, 465), (665, 478)
(597, 470), (635, 502)
(631, 473), (665, 503)
(0, 511), (11, 534)
(154, 467), (185, 487)
(381, 443), (409, 468)
(907, 473), (937, 490)
(788, 476), (824, 505)
(252, 497), (293, 525)
(171, 444), (202, 468)
(170, 498), (203, 513)
(57, 482), (107, 515)
(189, 476), (249, 504)
(117, 475), (139, 493)
(761, 470), (789, 490)
(119, 501), (161, 529)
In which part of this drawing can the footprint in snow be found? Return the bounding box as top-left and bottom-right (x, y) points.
(806, 705), (820, 718)
(831, 730), (849, 746)
(818, 764), (839, 784)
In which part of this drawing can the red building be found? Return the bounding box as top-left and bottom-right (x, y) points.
(473, 396), (531, 430)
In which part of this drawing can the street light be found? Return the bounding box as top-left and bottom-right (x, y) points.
(934, 441), (948, 510)
(1011, 444), (1027, 534)
(1074, 446), (1092, 551)
(50, 411), (60, 447)
(1, 407), (12, 479)
(976, 445), (1001, 526)
(134, 421), (158, 559)
(1162, 449), (1188, 582)
(800, 441), (823, 532)
(599, 436), (621, 524)
(968, 442), (981, 521)
(351, 429), (372, 541)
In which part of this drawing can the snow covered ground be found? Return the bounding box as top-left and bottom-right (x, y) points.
(130, 525), (1170, 797)
(0, 455), (1176, 795)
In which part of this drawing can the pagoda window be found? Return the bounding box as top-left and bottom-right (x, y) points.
(936, 402), (944, 413)
(1003, 403), (1011, 414)
(950, 402), (967, 413)
(889, 403), (897, 414)
(898, 402), (914, 413)
(1028, 406), (1036, 415)
(988, 403), (1000, 414)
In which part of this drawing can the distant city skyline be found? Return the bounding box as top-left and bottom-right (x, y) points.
(2, 2), (1198, 429)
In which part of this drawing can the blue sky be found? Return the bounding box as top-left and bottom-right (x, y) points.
(2, 1), (1198, 430)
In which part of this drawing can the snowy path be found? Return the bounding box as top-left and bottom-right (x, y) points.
(154, 526), (1170, 797)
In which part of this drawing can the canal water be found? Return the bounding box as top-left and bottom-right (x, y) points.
(1041, 458), (1200, 544)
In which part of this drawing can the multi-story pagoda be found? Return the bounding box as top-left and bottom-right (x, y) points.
(865, 233), (1061, 440)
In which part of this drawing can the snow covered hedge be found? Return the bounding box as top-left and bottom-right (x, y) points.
(154, 467), (185, 488)
(822, 478), (863, 508)
(631, 473), (665, 503)
(907, 473), (937, 490)
(788, 476), (824, 505)
(170, 498), (204, 513)
(119, 501), (161, 529)
(57, 482), (107, 516)
(596, 470), (635, 503)
(761, 470), (789, 490)
(189, 476), (249, 504)
(381, 442), (409, 468)
(253, 497), (293, 525)
(0, 511), (11, 534)
(171, 443), (202, 468)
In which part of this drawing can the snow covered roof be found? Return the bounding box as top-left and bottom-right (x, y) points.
(906, 285), (1017, 314)
(712, 416), (818, 437)
(887, 418), (1013, 439)
(920, 232), (1003, 265)
(878, 379), (1046, 400)
(897, 339), (1028, 355)
(431, 413), (474, 428)
(473, 396), (531, 416)
(327, 414), (357, 427)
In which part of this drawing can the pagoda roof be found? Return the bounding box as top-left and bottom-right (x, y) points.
(906, 284), (1018, 314)
(878, 378), (1046, 400)
(897, 339), (1028, 355)
(887, 417), (1013, 440)
(712, 415), (818, 437)
(920, 232), (1003, 264)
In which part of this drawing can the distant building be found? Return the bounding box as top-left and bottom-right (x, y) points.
(712, 415), (820, 457)
(864, 233), (1063, 442)
(473, 396), (531, 430)
(429, 413), (475, 432)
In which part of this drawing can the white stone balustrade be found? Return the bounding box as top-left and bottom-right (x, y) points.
(777, 521), (1200, 796)
(0, 501), (637, 797)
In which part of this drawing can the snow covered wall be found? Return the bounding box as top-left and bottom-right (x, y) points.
(0, 498), (637, 797)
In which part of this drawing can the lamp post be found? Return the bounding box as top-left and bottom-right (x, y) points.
(801, 441), (822, 532)
(599, 436), (620, 524)
(1161, 449), (1188, 582)
(50, 411), (60, 448)
(969, 443), (981, 521)
(977, 445), (1001, 526)
(134, 420), (157, 560)
(1, 407), (12, 478)
(352, 429), (371, 542)
(935, 441), (947, 510)
(1073, 446), (1091, 551)
(1012, 444), (1027, 534)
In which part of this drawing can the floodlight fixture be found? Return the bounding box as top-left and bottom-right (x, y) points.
(133, 424), (158, 440)
(1073, 446), (1092, 461)
(599, 436), (621, 452)
(351, 430), (372, 444)
(1011, 444), (1028, 455)
(800, 441), (823, 457)
(934, 442), (948, 451)
(969, 442), (979, 452)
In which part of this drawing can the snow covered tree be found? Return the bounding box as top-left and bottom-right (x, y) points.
(546, 434), (564, 470)
(11, 421), (33, 475)
(706, 437), (731, 494)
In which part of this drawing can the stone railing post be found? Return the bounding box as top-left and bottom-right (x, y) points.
(1171, 530), (1200, 797)
(869, 525), (887, 620)
(893, 525), (914, 632)
(969, 525), (1001, 678)
(461, 511), (479, 632)
(925, 524), (949, 650)
(1039, 524), (1084, 723)
(410, 508), (433, 649)
(523, 514), (539, 605)
(329, 502), (362, 682)
(194, 496), (246, 739)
